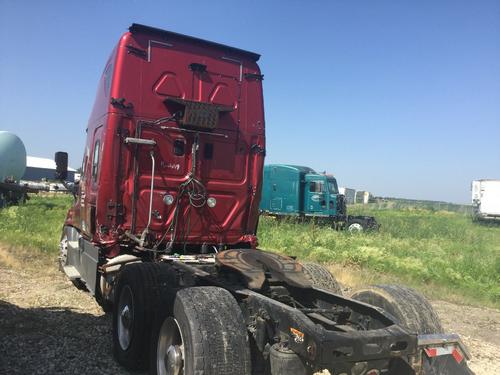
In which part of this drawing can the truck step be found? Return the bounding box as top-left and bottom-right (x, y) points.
(63, 265), (81, 280)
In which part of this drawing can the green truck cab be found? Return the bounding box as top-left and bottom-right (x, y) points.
(260, 164), (378, 231)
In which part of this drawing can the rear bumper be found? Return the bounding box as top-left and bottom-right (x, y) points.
(306, 327), (418, 373)
(417, 334), (474, 375)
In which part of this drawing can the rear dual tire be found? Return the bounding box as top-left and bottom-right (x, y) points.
(113, 265), (252, 374)
(150, 286), (251, 375)
(350, 284), (443, 334)
(112, 263), (167, 369)
(350, 285), (473, 374)
(301, 262), (342, 295)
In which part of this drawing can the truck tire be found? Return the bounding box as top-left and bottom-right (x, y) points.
(302, 262), (342, 295)
(112, 262), (165, 369)
(351, 285), (474, 375)
(350, 284), (443, 334)
(150, 286), (251, 375)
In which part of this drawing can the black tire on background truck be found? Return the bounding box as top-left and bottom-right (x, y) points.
(150, 286), (251, 375)
(112, 263), (166, 369)
(302, 262), (343, 295)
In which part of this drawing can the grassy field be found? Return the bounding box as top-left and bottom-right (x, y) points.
(0, 194), (71, 252)
(259, 204), (500, 307)
(1, 195), (498, 307)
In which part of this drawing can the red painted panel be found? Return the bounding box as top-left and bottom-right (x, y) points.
(154, 73), (185, 98)
(68, 26), (265, 250)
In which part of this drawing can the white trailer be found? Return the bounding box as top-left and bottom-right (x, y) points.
(471, 179), (500, 220)
(355, 190), (373, 204)
(339, 187), (355, 204)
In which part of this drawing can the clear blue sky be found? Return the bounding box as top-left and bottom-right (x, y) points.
(1, 0), (498, 203)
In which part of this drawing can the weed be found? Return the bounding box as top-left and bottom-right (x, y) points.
(1, 196), (498, 307)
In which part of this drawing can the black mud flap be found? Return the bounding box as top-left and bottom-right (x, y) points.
(423, 356), (475, 375)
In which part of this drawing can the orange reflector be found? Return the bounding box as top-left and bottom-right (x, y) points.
(289, 327), (305, 343)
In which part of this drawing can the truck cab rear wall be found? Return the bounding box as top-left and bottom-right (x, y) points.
(70, 25), (265, 248)
(102, 32), (265, 132)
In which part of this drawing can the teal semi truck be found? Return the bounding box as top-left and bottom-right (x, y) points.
(260, 164), (378, 231)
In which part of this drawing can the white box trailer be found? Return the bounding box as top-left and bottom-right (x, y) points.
(471, 179), (500, 220)
(355, 190), (372, 204)
(339, 187), (355, 204)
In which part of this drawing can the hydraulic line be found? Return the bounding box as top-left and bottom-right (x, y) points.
(139, 150), (156, 247)
(153, 133), (207, 251)
(130, 114), (179, 235)
(147, 150), (156, 229)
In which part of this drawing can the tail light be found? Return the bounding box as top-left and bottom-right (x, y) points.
(424, 346), (465, 363)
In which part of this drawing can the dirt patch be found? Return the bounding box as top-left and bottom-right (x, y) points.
(0, 246), (498, 374)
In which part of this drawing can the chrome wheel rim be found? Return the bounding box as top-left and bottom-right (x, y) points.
(117, 285), (134, 350)
(348, 223), (363, 232)
(157, 317), (184, 375)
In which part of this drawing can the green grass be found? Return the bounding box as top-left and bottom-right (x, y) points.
(1, 196), (499, 307)
(258, 204), (500, 307)
(0, 194), (72, 252)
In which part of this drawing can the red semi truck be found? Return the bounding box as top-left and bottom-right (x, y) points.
(57, 24), (473, 375)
